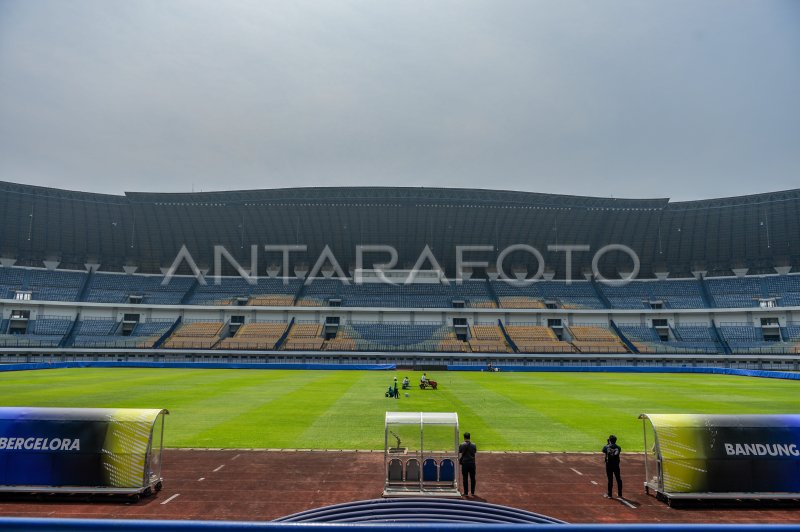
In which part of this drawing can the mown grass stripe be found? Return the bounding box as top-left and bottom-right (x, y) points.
(0, 368), (797, 451)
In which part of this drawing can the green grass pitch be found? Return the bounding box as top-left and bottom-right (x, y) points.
(1, 368), (797, 451)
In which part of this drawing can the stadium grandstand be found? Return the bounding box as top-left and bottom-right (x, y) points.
(0, 181), (799, 367)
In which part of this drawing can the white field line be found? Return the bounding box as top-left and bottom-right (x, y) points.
(198, 477), (205, 482)
(618, 498), (636, 509)
(590, 480), (598, 485)
(553, 457), (563, 464)
(160, 494), (180, 505)
(213, 464), (225, 473)
(232, 454), (241, 460)
(570, 468), (583, 476)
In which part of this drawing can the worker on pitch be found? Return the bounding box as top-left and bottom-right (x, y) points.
(385, 378), (399, 398)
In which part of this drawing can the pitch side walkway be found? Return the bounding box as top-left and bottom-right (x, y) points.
(0, 450), (798, 524)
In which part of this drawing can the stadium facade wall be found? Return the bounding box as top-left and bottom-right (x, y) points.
(2, 266), (800, 361)
(1, 348), (798, 373)
(2, 294), (799, 362)
(2, 297), (798, 331)
(2, 362), (799, 380)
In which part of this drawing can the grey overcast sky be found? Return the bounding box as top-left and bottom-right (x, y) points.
(0, 0), (798, 200)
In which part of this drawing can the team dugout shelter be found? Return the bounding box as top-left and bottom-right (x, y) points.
(384, 412), (460, 498)
(0, 407), (168, 497)
(640, 413), (800, 503)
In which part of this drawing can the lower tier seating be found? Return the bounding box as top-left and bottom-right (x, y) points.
(283, 323), (324, 351)
(505, 325), (574, 353)
(163, 321), (224, 349)
(218, 322), (288, 350)
(468, 325), (510, 353)
(568, 326), (628, 353)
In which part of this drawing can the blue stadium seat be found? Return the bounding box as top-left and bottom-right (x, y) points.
(439, 459), (456, 482)
(423, 458), (438, 481)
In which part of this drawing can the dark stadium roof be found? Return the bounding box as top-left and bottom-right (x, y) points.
(1, 180), (798, 278)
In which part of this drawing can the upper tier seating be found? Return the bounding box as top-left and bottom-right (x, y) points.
(491, 280), (605, 309)
(298, 279), (495, 308)
(296, 279), (339, 307)
(247, 294), (296, 306)
(0, 268), (86, 302)
(0, 268), (26, 286)
(599, 279), (706, 309)
(184, 276), (248, 305)
(539, 282), (605, 308)
(4, 265), (800, 310)
(706, 277), (762, 308)
(189, 277), (302, 306)
(764, 275), (800, 307)
(28, 269), (86, 302)
(86, 273), (193, 305)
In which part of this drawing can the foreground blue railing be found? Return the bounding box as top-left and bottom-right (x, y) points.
(3, 362), (799, 380)
(447, 365), (800, 381)
(0, 361), (396, 372)
(0, 519), (799, 532)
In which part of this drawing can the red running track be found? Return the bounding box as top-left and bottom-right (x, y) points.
(0, 450), (798, 524)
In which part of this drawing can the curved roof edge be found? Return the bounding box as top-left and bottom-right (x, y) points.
(125, 185), (669, 209)
(0, 180), (128, 204)
(3, 179), (799, 209)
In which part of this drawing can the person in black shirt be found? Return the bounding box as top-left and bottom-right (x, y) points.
(458, 432), (477, 497)
(602, 434), (622, 498)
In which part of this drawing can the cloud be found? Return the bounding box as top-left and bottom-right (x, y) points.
(1, 0), (798, 199)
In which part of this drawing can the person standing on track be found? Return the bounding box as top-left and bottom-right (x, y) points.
(458, 432), (477, 497)
(602, 434), (622, 499)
